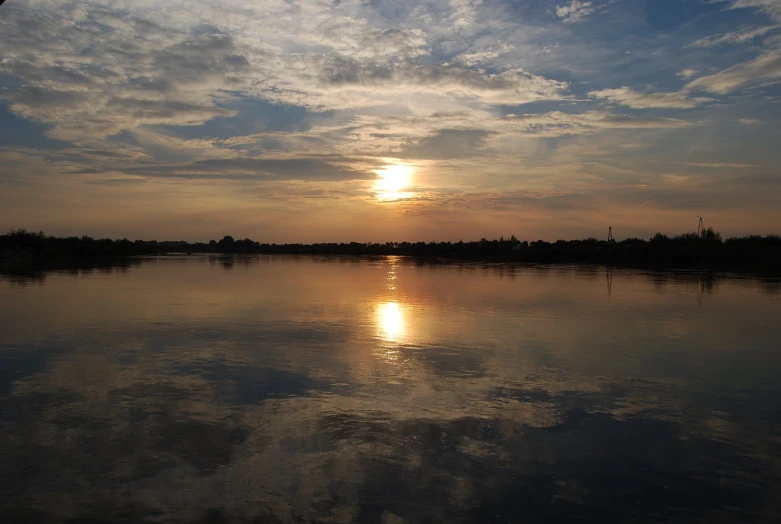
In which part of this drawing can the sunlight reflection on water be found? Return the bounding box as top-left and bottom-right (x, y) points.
(377, 301), (405, 342)
(376, 256), (410, 344)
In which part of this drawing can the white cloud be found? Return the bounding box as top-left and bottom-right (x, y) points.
(685, 50), (781, 94)
(687, 24), (780, 47)
(335, 110), (694, 156)
(677, 68), (698, 79)
(502, 111), (693, 132)
(454, 43), (514, 66)
(556, 1), (596, 24)
(588, 87), (710, 108)
(723, 0), (781, 23)
(0, 0), (569, 143)
(739, 117), (762, 124)
(448, 0), (484, 29)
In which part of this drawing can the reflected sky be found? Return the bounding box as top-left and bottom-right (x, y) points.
(1, 257), (780, 522)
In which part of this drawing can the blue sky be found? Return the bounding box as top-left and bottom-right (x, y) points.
(1, 0), (780, 241)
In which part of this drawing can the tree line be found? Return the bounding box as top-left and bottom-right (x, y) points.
(2, 229), (780, 272)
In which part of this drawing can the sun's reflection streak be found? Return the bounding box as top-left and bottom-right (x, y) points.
(377, 301), (405, 343)
(374, 258), (411, 351)
(386, 258), (398, 292)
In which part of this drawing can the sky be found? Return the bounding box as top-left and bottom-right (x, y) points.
(1, 0), (781, 242)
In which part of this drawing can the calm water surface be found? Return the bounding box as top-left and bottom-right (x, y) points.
(1, 255), (780, 523)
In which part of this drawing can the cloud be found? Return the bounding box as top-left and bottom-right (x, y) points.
(0, 7), (247, 139)
(588, 87), (710, 108)
(685, 50), (781, 94)
(721, 0), (781, 23)
(687, 24), (780, 47)
(399, 129), (494, 159)
(0, 1), (570, 143)
(448, 0), (485, 29)
(355, 28), (429, 59)
(503, 111), (694, 130)
(679, 162), (758, 168)
(454, 43), (514, 66)
(677, 68), (698, 79)
(556, 1), (597, 24)
(495, 110), (682, 131)
(119, 157), (378, 183)
(334, 110), (694, 157)
(314, 20), (430, 60)
(738, 117), (762, 124)
(311, 58), (570, 107)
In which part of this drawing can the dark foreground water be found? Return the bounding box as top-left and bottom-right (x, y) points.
(1, 255), (780, 523)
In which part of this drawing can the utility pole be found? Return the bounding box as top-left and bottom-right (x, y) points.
(697, 216), (704, 238)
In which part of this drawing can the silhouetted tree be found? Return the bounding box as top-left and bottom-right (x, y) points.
(702, 227), (723, 243)
(217, 235), (235, 253)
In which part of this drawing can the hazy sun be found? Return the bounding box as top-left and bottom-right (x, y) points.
(374, 164), (415, 201)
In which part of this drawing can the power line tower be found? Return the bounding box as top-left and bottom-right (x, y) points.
(608, 226), (614, 243)
(697, 216), (704, 238)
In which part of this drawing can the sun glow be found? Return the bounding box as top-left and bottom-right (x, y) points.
(374, 164), (415, 201)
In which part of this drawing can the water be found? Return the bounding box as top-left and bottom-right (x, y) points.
(1, 255), (780, 523)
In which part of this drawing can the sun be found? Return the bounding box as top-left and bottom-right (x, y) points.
(376, 165), (413, 192)
(374, 164), (415, 201)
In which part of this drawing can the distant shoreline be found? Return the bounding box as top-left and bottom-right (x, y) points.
(2, 229), (780, 275)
